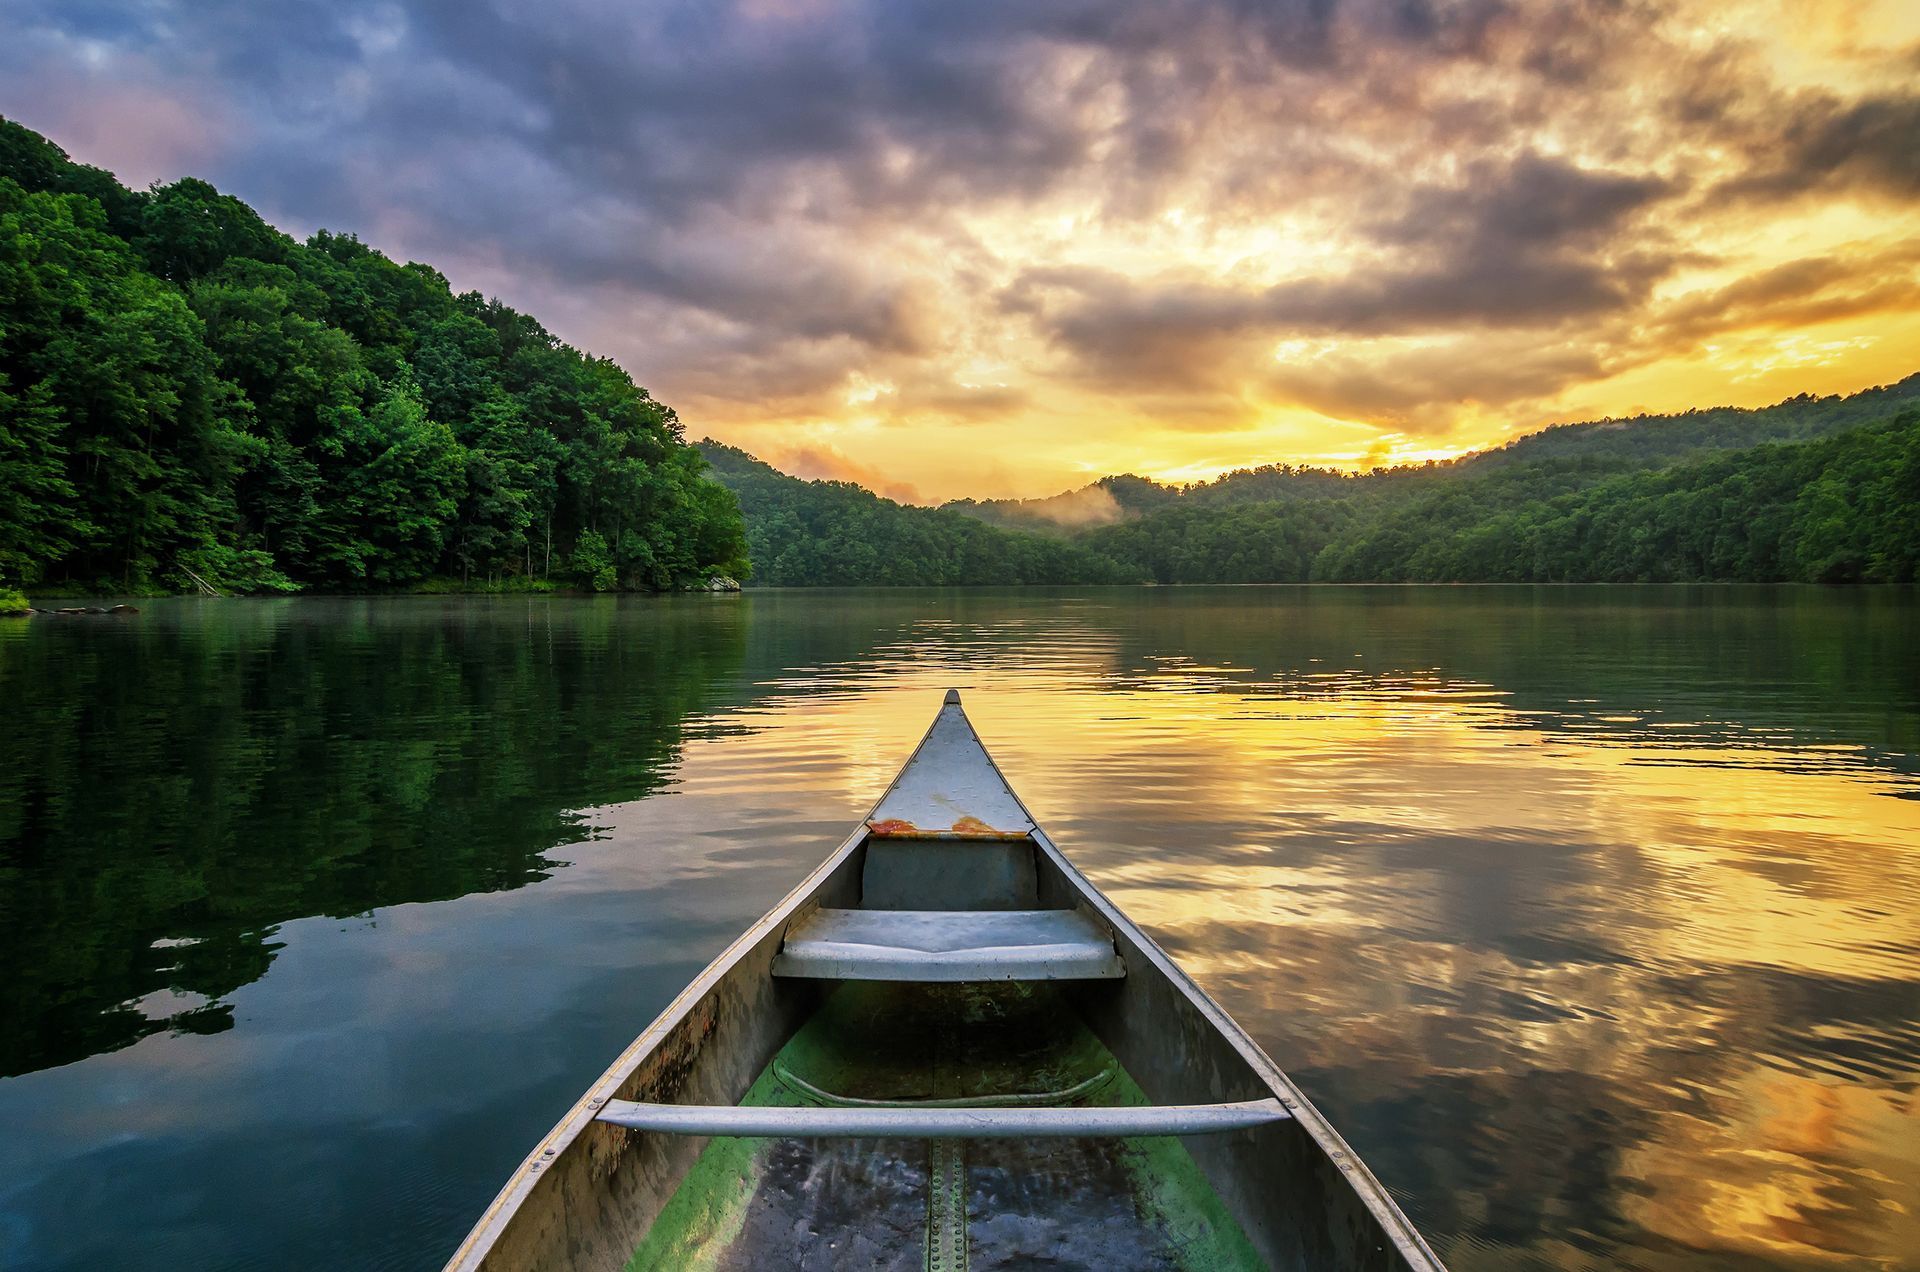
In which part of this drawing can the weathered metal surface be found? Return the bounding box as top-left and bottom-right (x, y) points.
(925, 1137), (967, 1272)
(864, 694), (1035, 839)
(860, 839), (1037, 910)
(595, 1098), (1290, 1138)
(771, 907), (1125, 981)
(628, 981), (1269, 1271)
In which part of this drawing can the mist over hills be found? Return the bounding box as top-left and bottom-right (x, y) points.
(706, 375), (1920, 586)
(696, 443), (1133, 587)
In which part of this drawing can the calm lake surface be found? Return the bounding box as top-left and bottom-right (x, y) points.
(2, 587), (1917, 1271)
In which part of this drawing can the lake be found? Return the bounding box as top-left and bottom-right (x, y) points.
(1, 586), (1916, 1271)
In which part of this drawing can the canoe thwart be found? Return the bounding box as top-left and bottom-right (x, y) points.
(594, 1098), (1291, 1138)
(771, 907), (1125, 981)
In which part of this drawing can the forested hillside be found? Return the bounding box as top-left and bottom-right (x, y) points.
(949, 376), (1920, 532)
(722, 390), (1918, 587)
(0, 119), (747, 594)
(698, 443), (1131, 585)
(1465, 380), (1920, 471)
(1088, 407), (1919, 584)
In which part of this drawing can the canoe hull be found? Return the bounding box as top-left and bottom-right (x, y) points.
(444, 698), (1443, 1271)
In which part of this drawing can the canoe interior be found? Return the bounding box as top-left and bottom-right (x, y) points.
(628, 981), (1265, 1271)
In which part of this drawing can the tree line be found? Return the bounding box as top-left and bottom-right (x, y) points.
(0, 119), (748, 595)
(711, 393), (1918, 587)
(1086, 406), (1919, 584)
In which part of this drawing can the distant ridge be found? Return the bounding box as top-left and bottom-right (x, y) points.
(696, 442), (1132, 586)
(942, 374), (1920, 531)
(712, 375), (1919, 586)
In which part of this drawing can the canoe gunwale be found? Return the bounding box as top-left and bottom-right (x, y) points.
(1030, 823), (1444, 1271)
(439, 820), (866, 1272)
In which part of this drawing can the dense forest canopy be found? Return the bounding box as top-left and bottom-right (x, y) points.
(1087, 406), (1919, 584)
(0, 118), (748, 594)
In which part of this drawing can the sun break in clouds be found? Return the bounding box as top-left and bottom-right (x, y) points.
(4, 0), (1918, 500)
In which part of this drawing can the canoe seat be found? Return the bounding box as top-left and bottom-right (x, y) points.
(771, 908), (1125, 982)
(594, 1098), (1289, 1138)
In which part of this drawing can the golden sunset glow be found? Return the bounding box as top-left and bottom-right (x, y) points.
(665, 0), (1920, 499)
(7, 0), (1917, 501)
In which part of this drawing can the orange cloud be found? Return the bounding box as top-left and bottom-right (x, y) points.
(762, 444), (927, 506)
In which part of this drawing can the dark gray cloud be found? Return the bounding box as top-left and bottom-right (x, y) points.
(1718, 91), (1920, 202)
(1015, 151), (1685, 388)
(1372, 152), (1676, 250)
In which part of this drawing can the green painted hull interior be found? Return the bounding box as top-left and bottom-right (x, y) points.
(628, 982), (1265, 1271)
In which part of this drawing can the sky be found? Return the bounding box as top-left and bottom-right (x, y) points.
(4, 0), (1918, 502)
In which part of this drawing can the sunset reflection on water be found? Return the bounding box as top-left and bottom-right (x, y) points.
(1, 586), (1913, 1270)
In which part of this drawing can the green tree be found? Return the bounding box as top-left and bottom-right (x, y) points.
(312, 382), (467, 585)
(137, 177), (288, 285)
(0, 374), (80, 584)
(572, 529), (615, 592)
(0, 178), (244, 587)
(0, 116), (751, 594)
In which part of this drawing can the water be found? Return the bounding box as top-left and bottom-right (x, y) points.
(1, 587), (1916, 1271)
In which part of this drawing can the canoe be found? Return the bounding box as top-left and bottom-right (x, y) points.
(446, 691), (1445, 1271)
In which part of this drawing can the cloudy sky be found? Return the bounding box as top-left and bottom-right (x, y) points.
(5, 0), (1918, 500)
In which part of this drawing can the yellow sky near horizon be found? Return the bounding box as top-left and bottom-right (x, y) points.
(728, 330), (1920, 501)
(708, 198), (1920, 500)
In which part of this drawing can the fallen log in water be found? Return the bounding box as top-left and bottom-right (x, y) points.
(28, 605), (141, 617)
